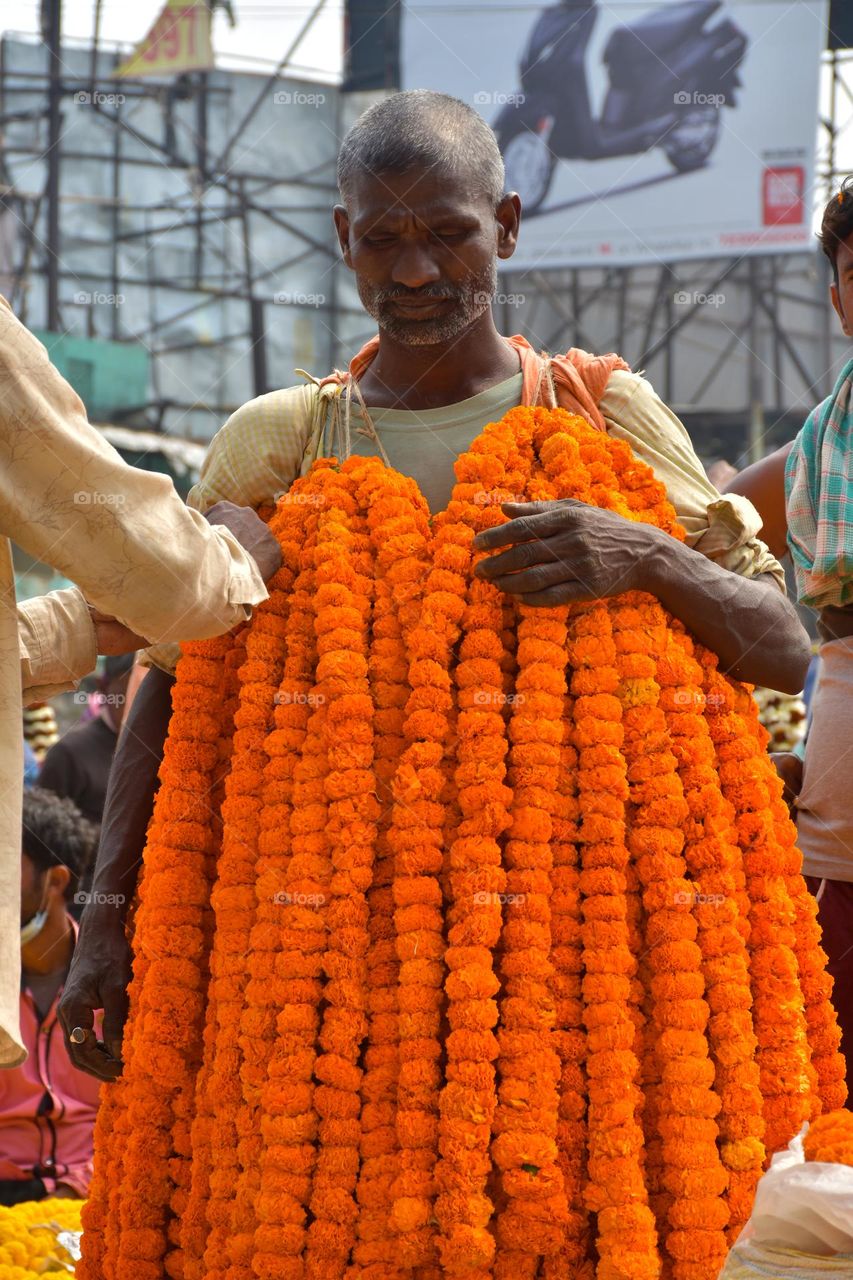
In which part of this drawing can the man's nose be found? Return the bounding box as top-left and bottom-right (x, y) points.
(391, 244), (443, 290)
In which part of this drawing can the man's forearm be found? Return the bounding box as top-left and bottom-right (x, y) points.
(646, 537), (810, 693)
(90, 666), (175, 917)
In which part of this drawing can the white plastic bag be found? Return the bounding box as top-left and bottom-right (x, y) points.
(718, 1126), (853, 1278)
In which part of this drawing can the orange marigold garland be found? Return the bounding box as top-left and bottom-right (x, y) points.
(699, 662), (825, 1155)
(82, 402), (845, 1280)
(803, 1109), (853, 1164)
(434, 443), (512, 1279)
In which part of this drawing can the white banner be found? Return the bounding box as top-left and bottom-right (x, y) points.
(401, 0), (827, 269)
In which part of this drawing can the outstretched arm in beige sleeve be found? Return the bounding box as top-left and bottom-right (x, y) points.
(0, 296), (275, 671)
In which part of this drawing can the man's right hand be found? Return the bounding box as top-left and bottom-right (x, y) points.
(771, 750), (804, 816)
(204, 500), (282, 582)
(58, 905), (131, 1082)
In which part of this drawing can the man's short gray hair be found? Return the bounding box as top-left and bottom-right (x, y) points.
(337, 90), (505, 209)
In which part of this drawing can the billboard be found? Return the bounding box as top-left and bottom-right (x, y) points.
(401, 0), (828, 268)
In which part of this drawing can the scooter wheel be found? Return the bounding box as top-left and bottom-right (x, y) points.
(498, 127), (556, 213)
(663, 104), (720, 173)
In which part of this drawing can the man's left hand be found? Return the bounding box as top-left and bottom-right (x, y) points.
(88, 607), (148, 655)
(473, 499), (664, 606)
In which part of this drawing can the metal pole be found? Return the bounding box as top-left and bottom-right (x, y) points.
(747, 258), (764, 464)
(43, 0), (62, 330)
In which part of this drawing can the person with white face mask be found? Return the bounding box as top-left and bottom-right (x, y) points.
(0, 789), (100, 1203)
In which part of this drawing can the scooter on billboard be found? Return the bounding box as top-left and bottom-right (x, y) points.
(492, 0), (748, 213)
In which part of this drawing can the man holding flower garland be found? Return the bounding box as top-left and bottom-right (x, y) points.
(60, 90), (810, 1080)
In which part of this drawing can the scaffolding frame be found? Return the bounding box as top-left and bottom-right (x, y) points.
(1, 9), (851, 458)
(0, 2), (346, 435)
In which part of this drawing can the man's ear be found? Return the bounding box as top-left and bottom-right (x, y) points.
(333, 205), (353, 269)
(496, 192), (521, 262)
(48, 865), (70, 901)
(830, 281), (853, 338)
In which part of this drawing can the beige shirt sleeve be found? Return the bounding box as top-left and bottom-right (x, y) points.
(600, 369), (786, 591)
(0, 295), (269, 650)
(143, 385), (315, 675)
(18, 587), (97, 702)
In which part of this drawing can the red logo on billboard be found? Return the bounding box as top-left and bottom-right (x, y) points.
(762, 167), (805, 226)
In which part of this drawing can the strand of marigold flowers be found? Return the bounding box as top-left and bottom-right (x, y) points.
(437, 423), (525, 1278)
(534, 417), (659, 1280)
(568, 430), (653, 1249)
(351, 463), (429, 1280)
(251, 550), (324, 1280)
(587, 421), (684, 1262)
(659, 626), (766, 1243)
(432, 421), (526, 1280)
(697, 657), (815, 1156)
(759, 729), (847, 1116)
(542, 684), (593, 1280)
(524, 425), (591, 1280)
(181, 626), (248, 1280)
(564, 596), (660, 1280)
(250, 463), (346, 1280)
(157, 638), (240, 1280)
(199, 510), (297, 1280)
(571, 425), (734, 1274)
(305, 460), (378, 1278)
(251, 496), (325, 1280)
(106, 636), (235, 1280)
(615, 593), (729, 1280)
(77, 815), (154, 1280)
(483, 410), (568, 1278)
(380, 472), (457, 1271)
(229, 481), (327, 1280)
(166, 634), (247, 1274)
(78, 871), (154, 1280)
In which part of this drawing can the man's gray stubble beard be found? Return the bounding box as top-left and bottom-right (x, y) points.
(357, 260), (499, 347)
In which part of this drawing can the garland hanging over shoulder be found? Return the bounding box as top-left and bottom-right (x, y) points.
(80, 405), (845, 1280)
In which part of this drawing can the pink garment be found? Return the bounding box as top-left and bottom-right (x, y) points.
(0, 918), (101, 1198)
(318, 333), (630, 433)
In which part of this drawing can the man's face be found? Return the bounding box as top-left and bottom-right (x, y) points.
(831, 232), (853, 338)
(334, 168), (517, 347)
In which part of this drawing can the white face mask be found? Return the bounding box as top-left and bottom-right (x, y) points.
(20, 907), (48, 947)
(20, 876), (50, 948)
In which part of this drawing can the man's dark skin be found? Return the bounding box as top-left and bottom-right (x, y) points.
(60, 163), (812, 1081)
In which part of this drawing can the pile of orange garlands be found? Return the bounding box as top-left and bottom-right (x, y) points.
(79, 405), (846, 1280)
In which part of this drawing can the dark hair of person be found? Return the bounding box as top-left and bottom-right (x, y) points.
(337, 89), (505, 210)
(818, 177), (853, 285)
(21, 787), (96, 900)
